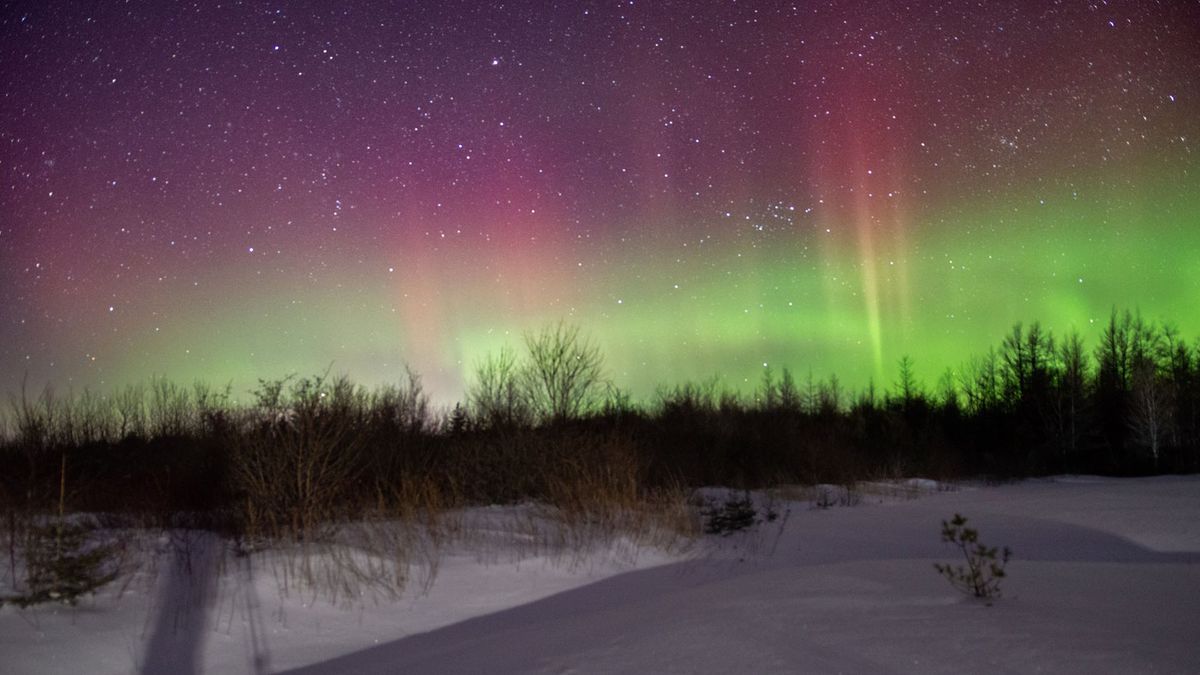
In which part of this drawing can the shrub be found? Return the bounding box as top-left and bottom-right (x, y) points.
(5, 517), (119, 607)
(701, 491), (760, 535)
(934, 513), (1011, 600)
(813, 483), (862, 510)
(231, 416), (365, 540)
(231, 374), (369, 540)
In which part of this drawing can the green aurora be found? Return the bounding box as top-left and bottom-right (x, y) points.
(86, 162), (1200, 404)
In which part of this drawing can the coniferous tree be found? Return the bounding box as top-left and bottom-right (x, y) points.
(1052, 331), (1090, 467)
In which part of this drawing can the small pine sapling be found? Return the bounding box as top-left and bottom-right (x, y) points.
(4, 455), (119, 607)
(13, 520), (119, 607)
(934, 513), (1011, 601)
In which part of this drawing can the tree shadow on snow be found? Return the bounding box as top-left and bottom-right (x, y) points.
(140, 531), (270, 674)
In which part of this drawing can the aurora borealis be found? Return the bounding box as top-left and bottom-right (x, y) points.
(2, 1), (1198, 403)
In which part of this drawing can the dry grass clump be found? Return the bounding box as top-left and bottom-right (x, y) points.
(541, 433), (696, 547)
(257, 517), (442, 606)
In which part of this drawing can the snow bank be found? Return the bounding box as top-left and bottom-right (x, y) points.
(3, 476), (1198, 673)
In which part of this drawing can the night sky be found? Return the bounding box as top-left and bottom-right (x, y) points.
(2, 1), (1198, 403)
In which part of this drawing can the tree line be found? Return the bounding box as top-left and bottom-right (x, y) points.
(0, 310), (1196, 528)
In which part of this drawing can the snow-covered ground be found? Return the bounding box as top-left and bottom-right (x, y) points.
(3, 476), (1198, 674)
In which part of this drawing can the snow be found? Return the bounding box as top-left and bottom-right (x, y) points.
(3, 476), (1199, 673)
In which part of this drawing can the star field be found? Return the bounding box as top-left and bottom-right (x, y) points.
(2, 0), (1198, 401)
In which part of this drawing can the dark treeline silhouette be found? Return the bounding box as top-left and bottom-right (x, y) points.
(1, 310), (1197, 534)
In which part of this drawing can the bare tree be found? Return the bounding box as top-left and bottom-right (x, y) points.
(1161, 327), (1193, 449)
(114, 384), (146, 439)
(148, 376), (192, 437)
(959, 349), (1001, 414)
(469, 345), (532, 428)
(1129, 362), (1170, 469)
(394, 366), (432, 434)
(1052, 331), (1089, 456)
(522, 322), (606, 423)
